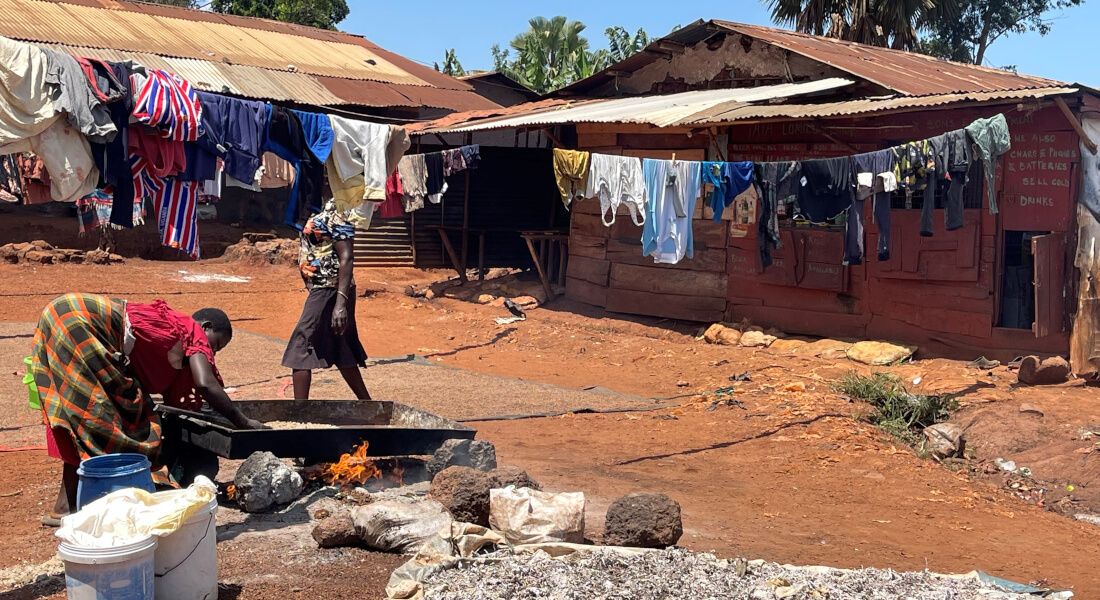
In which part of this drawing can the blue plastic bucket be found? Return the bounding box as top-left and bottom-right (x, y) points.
(76, 454), (155, 510)
(58, 535), (157, 600)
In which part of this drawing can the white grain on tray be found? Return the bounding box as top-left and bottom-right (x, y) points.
(265, 421), (339, 430)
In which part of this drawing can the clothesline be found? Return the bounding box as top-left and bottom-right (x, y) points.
(0, 34), (425, 260)
(552, 113), (1011, 269)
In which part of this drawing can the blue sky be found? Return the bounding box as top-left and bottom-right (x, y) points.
(347, 1), (1097, 87)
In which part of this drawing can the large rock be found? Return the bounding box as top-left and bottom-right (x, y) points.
(0, 243), (19, 263)
(846, 341), (915, 366)
(427, 439), (497, 476)
(429, 466), (491, 526)
(352, 499), (453, 554)
(923, 423), (965, 460)
(602, 492), (683, 548)
(487, 466), (540, 491)
(312, 514), (359, 548)
(23, 250), (53, 264)
(233, 451), (303, 513)
(703, 323), (742, 346)
(1018, 356), (1070, 385)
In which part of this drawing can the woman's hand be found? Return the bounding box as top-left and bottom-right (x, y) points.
(237, 417), (269, 430)
(331, 303), (348, 336)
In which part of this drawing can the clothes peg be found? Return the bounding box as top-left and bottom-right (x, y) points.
(671, 152), (676, 164)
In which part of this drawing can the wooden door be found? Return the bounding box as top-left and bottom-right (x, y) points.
(1032, 232), (1067, 337)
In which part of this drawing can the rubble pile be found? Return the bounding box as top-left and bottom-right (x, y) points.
(221, 233), (298, 265)
(420, 548), (1038, 600)
(0, 240), (122, 265)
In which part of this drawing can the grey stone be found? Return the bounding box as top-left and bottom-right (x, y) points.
(312, 514), (359, 548)
(233, 451), (304, 513)
(427, 439), (498, 476)
(487, 466), (540, 491)
(603, 492), (683, 548)
(429, 466), (492, 526)
(923, 423), (965, 460)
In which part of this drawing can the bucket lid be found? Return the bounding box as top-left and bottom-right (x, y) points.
(153, 489), (219, 525)
(58, 535), (158, 565)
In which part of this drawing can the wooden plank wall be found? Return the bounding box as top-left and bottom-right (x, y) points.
(562, 106), (1079, 358)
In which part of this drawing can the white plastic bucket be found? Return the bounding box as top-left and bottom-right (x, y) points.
(58, 535), (157, 600)
(155, 494), (219, 600)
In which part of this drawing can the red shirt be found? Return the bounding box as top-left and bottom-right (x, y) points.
(126, 300), (222, 411)
(379, 168), (404, 219)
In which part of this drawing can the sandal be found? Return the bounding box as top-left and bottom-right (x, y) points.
(41, 514), (63, 527)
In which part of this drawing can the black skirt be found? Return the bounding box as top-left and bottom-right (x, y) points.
(281, 286), (368, 370)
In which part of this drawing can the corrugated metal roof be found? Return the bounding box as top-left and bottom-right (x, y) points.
(0, 0), (426, 85)
(41, 43), (345, 105)
(413, 86), (1079, 134)
(556, 20), (1067, 97)
(685, 86), (1079, 125)
(319, 77), (502, 111)
(424, 78), (854, 133)
(719, 21), (1064, 96)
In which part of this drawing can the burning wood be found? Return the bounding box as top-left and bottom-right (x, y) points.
(226, 484), (237, 500)
(320, 443), (382, 486)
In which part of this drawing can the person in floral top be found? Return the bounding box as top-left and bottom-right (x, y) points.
(281, 199), (371, 399)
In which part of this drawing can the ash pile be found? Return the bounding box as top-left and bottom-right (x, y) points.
(419, 548), (1056, 600)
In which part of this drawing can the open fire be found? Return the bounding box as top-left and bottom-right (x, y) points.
(320, 442), (383, 486)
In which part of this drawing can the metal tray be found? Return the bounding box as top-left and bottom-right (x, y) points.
(157, 399), (476, 460)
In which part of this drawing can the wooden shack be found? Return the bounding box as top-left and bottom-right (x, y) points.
(411, 20), (1098, 365)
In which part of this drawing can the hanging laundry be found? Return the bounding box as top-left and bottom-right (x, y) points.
(850, 149), (895, 263)
(259, 152), (296, 189)
(641, 158), (702, 265)
(194, 91), (267, 184)
(41, 49), (118, 143)
(798, 157), (851, 224)
(553, 148), (590, 208)
(378, 168), (403, 219)
(327, 115), (390, 213)
(702, 161), (753, 223)
(132, 70), (203, 142)
(89, 59), (138, 228)
(424, 152), (447, 203)
(587, 153), (646, 226)
(386, 125), (411, 175)
(459, 144), (480, 170)
(76, 189), (113, 234)
(0, 154), (21, 202)
(199, 158), (223, 204)
(0, 117), (98, 202)
(965, 113), (1010, 214)
(129, 127), (185, 180)
(398, 153), (427, 212)
(754, 162), (795, 268)
(18, 152), (50, 205)
(264, 106), (331, 227)
(155, 179), (202, 259)
(0, 36), (61, 146)
(442, 147), (467, 176)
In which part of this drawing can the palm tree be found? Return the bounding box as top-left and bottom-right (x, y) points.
(509, 16), (592, 94)
(764, 0), (956, 50)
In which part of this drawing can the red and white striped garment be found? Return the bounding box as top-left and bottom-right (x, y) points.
(132, 70), (203, 142)
(155, 179), (201, 260)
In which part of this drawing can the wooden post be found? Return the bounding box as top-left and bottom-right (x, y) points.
(438, 228), (467, 283)
(557, 240), (568, 287)
(461, 169), (471, 272)
(1055, 96), (1097, 155)
(524, 236), (555, 300)
(478, 232), (486, 281)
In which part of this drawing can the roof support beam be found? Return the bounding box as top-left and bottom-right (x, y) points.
(1055, 96), (1097, 155)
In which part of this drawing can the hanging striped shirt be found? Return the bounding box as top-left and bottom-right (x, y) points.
(132, 70), (203, 142)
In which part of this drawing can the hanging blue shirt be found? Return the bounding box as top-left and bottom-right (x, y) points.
(701, 161), (754, 223)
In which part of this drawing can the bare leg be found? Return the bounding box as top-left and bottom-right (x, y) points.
(292, 369), (312, 400)
(339, 367), (371, 400)
(51, 463), (78, 517)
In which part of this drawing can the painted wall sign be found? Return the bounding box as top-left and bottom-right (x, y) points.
(1001, 130), (1078, 232)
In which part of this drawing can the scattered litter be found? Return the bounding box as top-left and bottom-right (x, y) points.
(1075, 513), (1100, 527)
(729, 371), (752, 382)
(996, 458), (1018, 473)
(494, 316), (525, 325)
(177, 270), (251, 283)
(784, 382), (806, 392)
(0, 490), (22, 497)
(912, 377), (922, 385)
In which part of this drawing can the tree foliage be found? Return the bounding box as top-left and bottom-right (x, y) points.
(441, 49), (466, 77)
(211, 0), (350, 30)
(150, 0), (200, 7)
(490, 17), (650, 95)
(919, 0), (1083, 65)
(764, 0), (953, 50)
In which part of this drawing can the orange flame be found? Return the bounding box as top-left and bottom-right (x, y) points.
(321, 443), (382, 486)
(226, 484), (236, 500)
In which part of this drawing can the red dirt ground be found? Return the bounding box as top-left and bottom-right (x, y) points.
(3, 258), (1100, 598)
